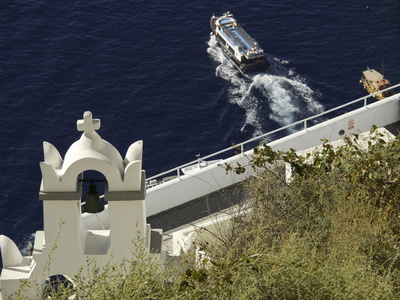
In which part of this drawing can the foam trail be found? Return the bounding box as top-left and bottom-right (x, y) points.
(287, 75), (324, 114)
(254, 75), (299, 125)
(207, 36), (323, 137)
(208, 37), (263, 134)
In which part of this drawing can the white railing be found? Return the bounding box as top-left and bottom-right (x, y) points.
(146, 83), (400, 185)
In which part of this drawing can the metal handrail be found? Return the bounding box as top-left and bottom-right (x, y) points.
(146, 83), (400, 183)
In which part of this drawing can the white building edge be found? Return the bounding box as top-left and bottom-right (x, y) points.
(1, 84), (400, 298)
(146, 83), (400, 216)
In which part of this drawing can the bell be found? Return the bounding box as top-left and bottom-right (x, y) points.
(83, 181), (104, 213)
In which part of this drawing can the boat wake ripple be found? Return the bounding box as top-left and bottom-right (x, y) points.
(207, 36), (324, 137)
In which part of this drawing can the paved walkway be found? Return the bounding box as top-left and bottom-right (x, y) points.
(147, 182), (245, 232)
(149, 121), (400, 233)
(385, 120), (400, 136)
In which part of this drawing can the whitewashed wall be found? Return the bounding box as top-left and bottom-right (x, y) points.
(146, 94), (400, 217)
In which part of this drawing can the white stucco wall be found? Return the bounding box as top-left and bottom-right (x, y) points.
(145, 94), (400, 216)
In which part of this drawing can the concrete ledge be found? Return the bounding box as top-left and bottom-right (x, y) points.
(32, 231), (44, 255)
(105, 177), (146, 200)
(150, 229), (163, 254)
(39, 190), (81, 200)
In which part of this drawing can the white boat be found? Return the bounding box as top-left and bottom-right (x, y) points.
(210, 11), (269, 78)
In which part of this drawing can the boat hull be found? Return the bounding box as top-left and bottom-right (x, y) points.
(210, 12), (269, 79)
(212, 33), (269, 76)
(360, 69), (395, 100)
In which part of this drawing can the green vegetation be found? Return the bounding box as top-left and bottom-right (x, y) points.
(14, 126), (400, 299)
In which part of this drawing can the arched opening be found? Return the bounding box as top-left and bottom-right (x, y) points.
(79, 170), (111, 255)
(80, 170), (108, 214)
(79, 170), (109, 229)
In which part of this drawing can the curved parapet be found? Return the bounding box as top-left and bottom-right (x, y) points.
(124, 140), (143, 165)
(123, 140), (143, 190)
(39, 112), (145, 198)
(0, 235), (23, 268)
(43, 142), (63, 169)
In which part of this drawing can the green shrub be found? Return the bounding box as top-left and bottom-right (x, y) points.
(16, 127), (400, 299)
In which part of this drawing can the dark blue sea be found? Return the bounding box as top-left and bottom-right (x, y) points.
(1, 1), (400, 251)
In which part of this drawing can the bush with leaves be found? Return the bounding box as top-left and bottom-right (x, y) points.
(202, 126), (400, 298)
(12, 126), (400, 299)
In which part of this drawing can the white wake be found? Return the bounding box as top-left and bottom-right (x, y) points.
(207, 36), (323, 137)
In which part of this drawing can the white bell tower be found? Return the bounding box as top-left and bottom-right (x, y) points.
(0, 111), (163, 299)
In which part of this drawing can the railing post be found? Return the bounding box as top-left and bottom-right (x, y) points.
(364, 97), (367, 107)
(304, 120), (307, 130)
(196, 154), (201, 168)
(177, 168), (180, 179)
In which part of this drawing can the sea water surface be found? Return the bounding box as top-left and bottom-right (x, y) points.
(1, 0), (400, 250)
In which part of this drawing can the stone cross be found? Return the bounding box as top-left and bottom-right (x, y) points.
(77, 111), (101, 134)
